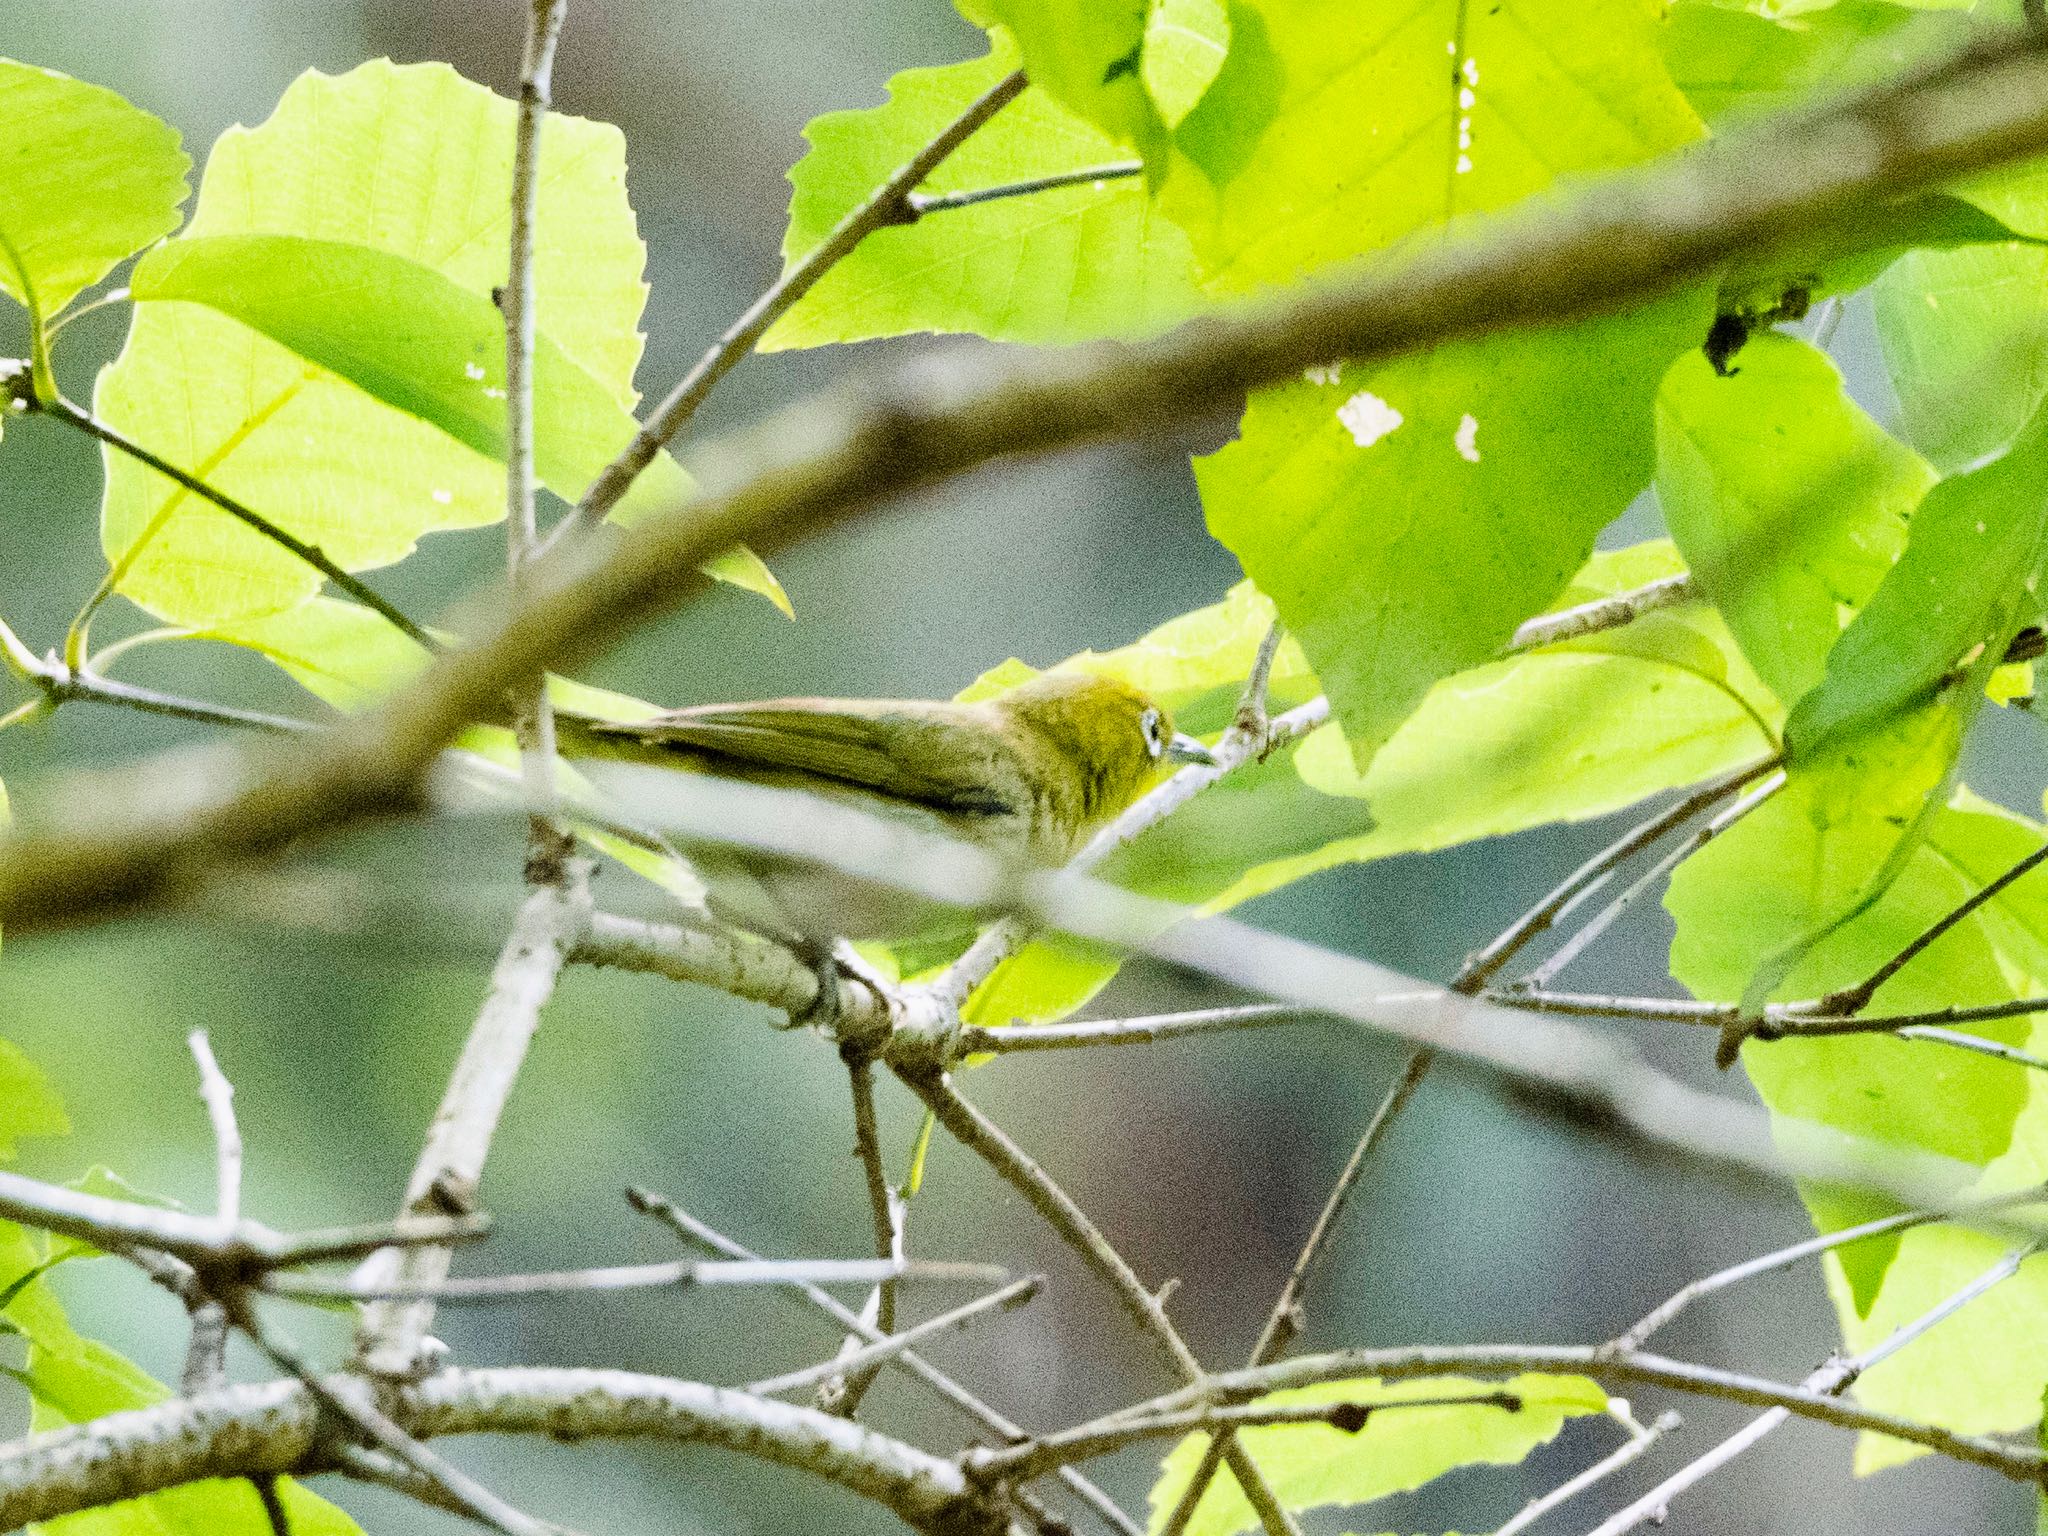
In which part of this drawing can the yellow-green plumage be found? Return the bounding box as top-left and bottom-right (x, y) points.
(557, 671), (1208, 946)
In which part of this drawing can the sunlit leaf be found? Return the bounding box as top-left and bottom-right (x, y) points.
(0, 60), (187, 326)
(1159, 0), (1702, 294)
(1143, 0), (1230, 127)
(962, 0), (1164, 155)
(1146, 1374), (1606, 1536)
(1787, 400), (2048, 758)
(764, 34), (1200, 350)
(1662, 0), (1972, 129)
(1667, 734), (2030, 1306)
(1808, 795), (2048, 1471)
(1655, 334), (1932, 710)
(95, 59), (652, 626)
(1202, 291), (1713, 764)
(127, 233), (784, 613)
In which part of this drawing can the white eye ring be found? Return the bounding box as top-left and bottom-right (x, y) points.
(1140, 706), (1165, 757)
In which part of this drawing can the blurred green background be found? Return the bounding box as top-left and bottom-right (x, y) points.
(0, 4), (2034, 1532)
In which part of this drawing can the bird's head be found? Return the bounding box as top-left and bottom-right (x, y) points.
(993, 671), (1216, 838)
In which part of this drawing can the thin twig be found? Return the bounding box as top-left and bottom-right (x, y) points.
(748, 1276), (1042, 1397)
(1610, 1185), (2048, 1354)
(1157, 1048), (1433, 1536)
(39, 397), (437, 655)
(551, 68), (1028, 544)
(1579, 1245), (2040, 1536)
(975, 1392), (1522, 1483)
(1492, 1411), (1681, 1536)
(226, 1293), (567, 1536)
(907, 161), (1144, 216)
(1160, 755), (1778, 1535)
(962, 1002), (1314, 1053)
(182, 1030), (241, 1393)
(1114, 1340), (2048, 1486)
(0, 1168), (479, 1268)
(1517, 770), (1788, 991)
(1505, 574), (1697, 652)
(626, 1187), (1143, 1536)
(901, 1070), (1303, 1536)
(277, 1255), (1006, 1303)
(1894, 1023), (2048, 1071)
(253, 1475), (293, 1536)
(1461, 756), (1782, 989)
(1820, 838), (2048, 1015)
(818, 1056), (903, 1417)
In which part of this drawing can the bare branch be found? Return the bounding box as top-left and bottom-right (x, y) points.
(1516, 770), (1786, 991)
(555, 68), (1028, 541)
(1610, 1184), (2048, 1354)
(228, 1293), (566, 1536)
(0, 1366), (1010, 1536)
(962, 1002), (1315, 1054)
(816, 1056), (904, 1417)
(1492, 1410), (1681, 1536)
(627, 1187), (1142, 1536)
(748, 1277), (1043, 1398)
(1819, 837), (2048, 1017)
(1117, 1340), (2048, 1486)
(1157, 1050), (1434, 1536)
(182, 1030), (242, 1393)
(278, 1256), (1007, 1303)
(0, 1168), (476, 1269)
(974, 1391), (1522, 1483)
(353, 866), (592, 1375)
(1580, 1245), (2039, 1535)
(1505, 575), (1696, 652)
(17, 34), (2048, 935)
(901, 1071), (1302, 1536)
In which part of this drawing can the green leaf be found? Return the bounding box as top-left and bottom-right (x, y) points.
(1143, 0), (1230, 127)
(1662, 1), (1973, 129)
(94, 59), (650, 627)
(1160, 0), (1703, 295)
(1786, 400), (2048, 759)
(1666, 735), (2031, 1307)
(1875, 242), (2048, 476)
(1871, 142), (2048, 473)
(1177, 0), (1707, 766)
(1655, 334), (1932, 710)
(0, 1038), (68, 1163)
(963, 0), (1163, 155)
(1201, 289), (1714, 765)
(959, 541), (1781, 1024)
(126, 233), (784, 614)
(0, 61), (188, 326)
(1145, 1374), (1606, 1536)
(1797, 795), (2048, 1469)
(763, 35), (1201, 350)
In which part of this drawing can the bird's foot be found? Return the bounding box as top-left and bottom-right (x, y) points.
(784, 938), (890, 1036)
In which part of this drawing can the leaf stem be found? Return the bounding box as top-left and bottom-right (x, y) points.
(905, 160), (1144, 217)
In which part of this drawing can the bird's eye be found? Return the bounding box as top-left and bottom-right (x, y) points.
(1140, 706), (1164, 757)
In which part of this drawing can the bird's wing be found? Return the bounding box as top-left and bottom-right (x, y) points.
(577, 699), (1021, 818)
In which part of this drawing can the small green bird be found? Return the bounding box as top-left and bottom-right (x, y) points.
(557, 670), (1213, 950)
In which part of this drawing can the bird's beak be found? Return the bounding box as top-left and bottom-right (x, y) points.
(1166, 732), (1219, 766)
